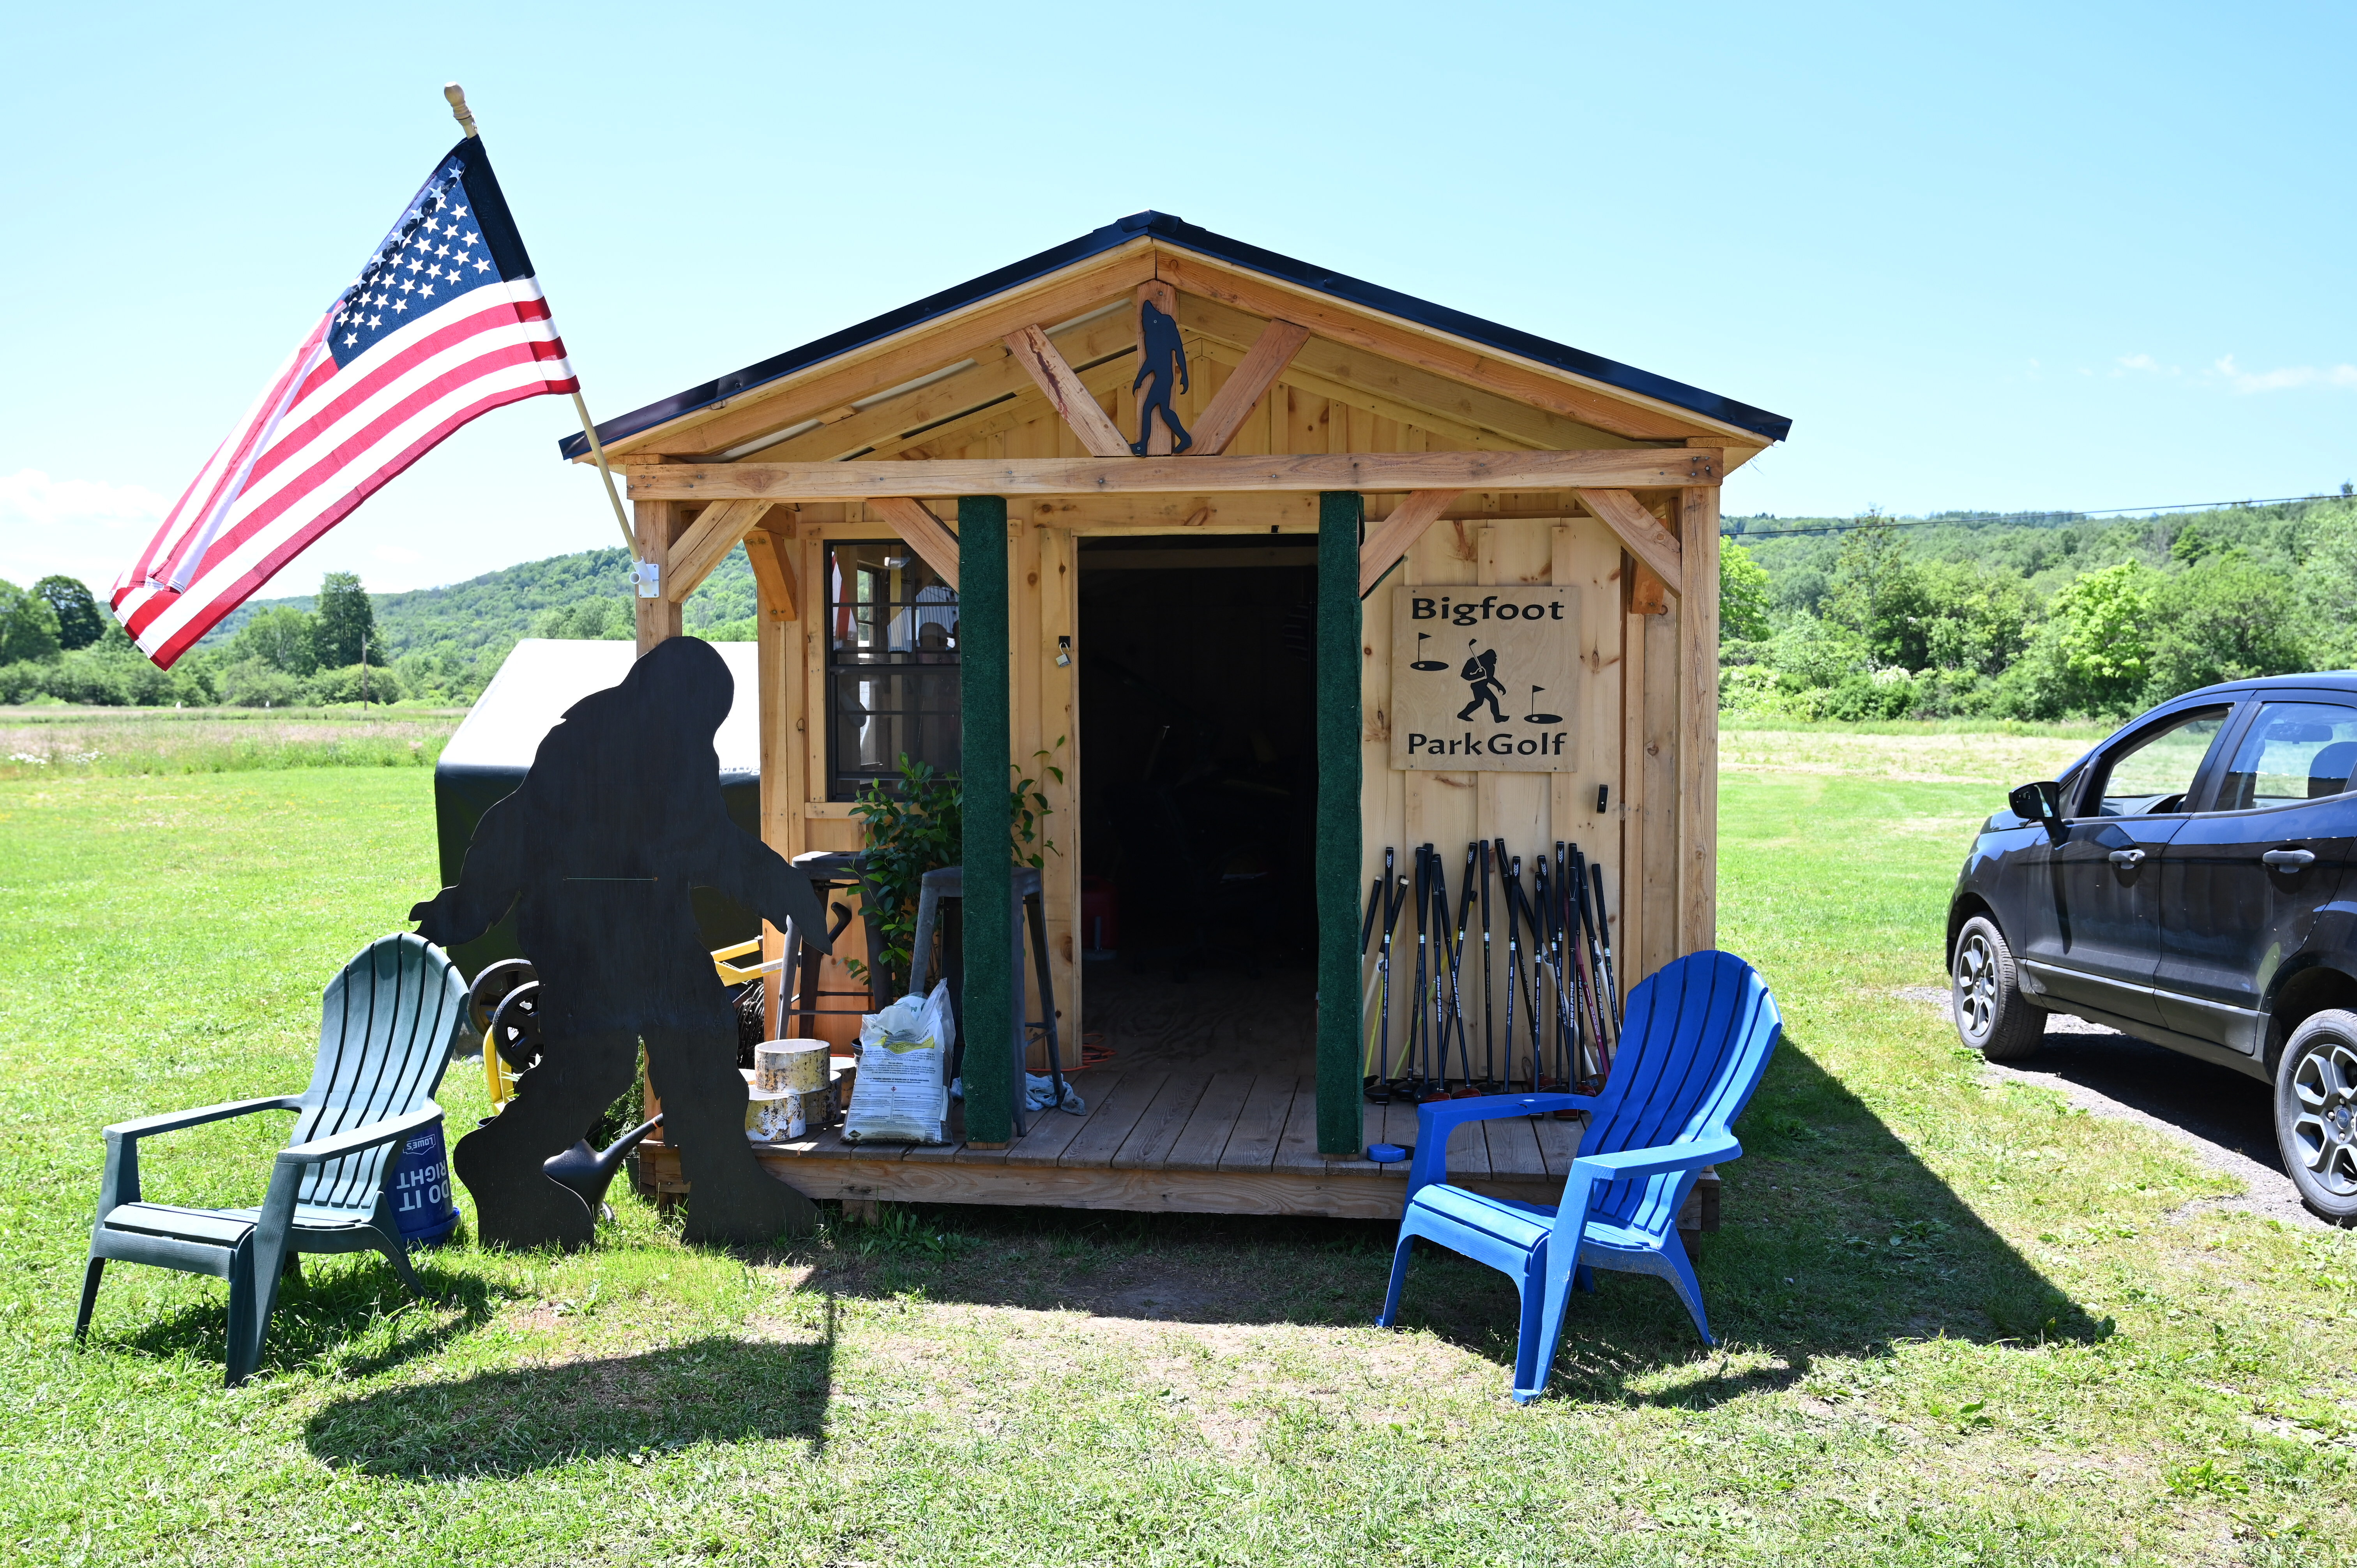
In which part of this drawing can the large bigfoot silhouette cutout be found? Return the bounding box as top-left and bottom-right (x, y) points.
(411, 637), (831, 1249)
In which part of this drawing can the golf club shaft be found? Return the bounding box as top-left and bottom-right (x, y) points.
(1590, 858), (1621, 1030)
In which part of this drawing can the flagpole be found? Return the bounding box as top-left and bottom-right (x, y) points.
(444, 83), (643, 573)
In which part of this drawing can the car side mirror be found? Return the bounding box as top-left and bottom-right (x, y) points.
(2008, 779), (2065, 839)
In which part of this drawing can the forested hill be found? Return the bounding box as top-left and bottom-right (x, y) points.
(204, 544), (759, 657)
(1719, 493), (2357, 722)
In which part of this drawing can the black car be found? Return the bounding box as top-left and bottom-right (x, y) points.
(1947, 675), (2357, 1224)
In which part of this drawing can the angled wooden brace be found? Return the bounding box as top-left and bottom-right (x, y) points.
(1572, 488), (1683, 597)
(867, 496), (961, 590)
(1004, 325), (1131, 458)
(1187, 319), (1309, 456)
(745, 524), (800, 621)
(1358, 489), (1465, 599)
(663, 498), (777, 603)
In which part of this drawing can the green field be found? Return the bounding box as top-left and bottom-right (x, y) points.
(2, 731), (2353, 1565)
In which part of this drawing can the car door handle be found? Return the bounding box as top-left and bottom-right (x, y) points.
(2263, 848), (2317, 869)
(2108, 849), (2145, 868)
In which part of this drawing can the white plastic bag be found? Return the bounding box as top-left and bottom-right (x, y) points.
(841, 981), (954, 1145)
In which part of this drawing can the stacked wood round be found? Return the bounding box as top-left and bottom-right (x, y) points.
(747, 1040), (834, 1141)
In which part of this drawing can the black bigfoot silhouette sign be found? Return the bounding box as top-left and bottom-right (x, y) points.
(1131, 300), (1192, 455)
(412, 637), (832, 1249)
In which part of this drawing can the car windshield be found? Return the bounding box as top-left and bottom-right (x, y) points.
(2215, 701), (2357, 810)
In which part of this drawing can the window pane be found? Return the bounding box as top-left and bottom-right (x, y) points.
(2216, 702), (2357, 810)
(2094, 708), (2227, 814)
(824, 541), (959, 799)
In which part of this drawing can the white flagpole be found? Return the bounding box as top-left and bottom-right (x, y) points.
(444, 83), (645, 579)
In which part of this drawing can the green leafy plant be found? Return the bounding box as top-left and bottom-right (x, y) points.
(845, 740), (1064, 995)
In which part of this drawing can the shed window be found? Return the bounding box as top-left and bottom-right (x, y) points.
(825, 540), (960, 800)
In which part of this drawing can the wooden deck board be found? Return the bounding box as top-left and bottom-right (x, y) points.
(993, 1071), (1120, 1167)
(1532, 1110), (1585, 1179)
(1272, 1074), (1325, 1171)
(1214, 1074), (1296, 1172)
(1163, 1072), (1256, 1173)
(1058, 1071), (1168, 1167)
(1111, 1075), (1213, 1170)
(1484, 1112), (1548, 1179)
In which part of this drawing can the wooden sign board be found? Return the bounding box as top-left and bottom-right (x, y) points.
(1390, 586), (1578, 772)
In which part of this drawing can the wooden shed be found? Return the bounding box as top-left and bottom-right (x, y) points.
(568, 212), (1789, 1219)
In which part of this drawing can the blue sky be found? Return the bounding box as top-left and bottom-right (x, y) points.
(4, 1), (2351, 595)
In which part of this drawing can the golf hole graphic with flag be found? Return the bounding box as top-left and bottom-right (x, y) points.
(1391, 585), (1579, 772)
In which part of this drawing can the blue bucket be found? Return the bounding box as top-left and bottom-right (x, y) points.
(388, 1118), (459, 1247)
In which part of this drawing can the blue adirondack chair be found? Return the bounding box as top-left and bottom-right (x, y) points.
(1377, 949), (1782, 1403)
(76, 932), (469, 1386)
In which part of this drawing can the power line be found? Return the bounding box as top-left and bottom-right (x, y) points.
(1723, 490), (2353, 540)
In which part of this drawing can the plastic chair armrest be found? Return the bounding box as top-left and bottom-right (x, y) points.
(1408, 1093), (1592, 1195)
(103, 1096), (303, 1146)
(275, 1103), (443, 1167)
(1547, 1130), (1741, 1255)
(1571, 1130), (1740, 1183)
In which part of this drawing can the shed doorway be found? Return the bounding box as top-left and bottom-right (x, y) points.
(1076, 535), (1321, 1082)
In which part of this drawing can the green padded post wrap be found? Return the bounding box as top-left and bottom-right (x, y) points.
(1316, 491), (1366, 1155)
(958, 495), (1012, 1144)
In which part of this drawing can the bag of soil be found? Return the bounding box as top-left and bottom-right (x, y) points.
(841, 981), (954, 1145)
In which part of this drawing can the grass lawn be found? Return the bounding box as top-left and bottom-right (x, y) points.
(2, 729), (2354, 1565)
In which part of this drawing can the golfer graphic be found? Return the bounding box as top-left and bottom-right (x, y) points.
(1458, 643), (1508, 723)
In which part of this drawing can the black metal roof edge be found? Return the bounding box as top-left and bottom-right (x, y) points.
(558, 210), (1791, 460)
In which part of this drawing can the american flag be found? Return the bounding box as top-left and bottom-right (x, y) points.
(113, 137), (578, 668)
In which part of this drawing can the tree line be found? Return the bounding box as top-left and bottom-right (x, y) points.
(0, 543), (764, 708)
(0, 572), (401, 707)
(1718, 495), (2357, 721)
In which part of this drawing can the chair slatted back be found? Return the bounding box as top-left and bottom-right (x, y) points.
(288, 934), (467, 1214)
(1575, 950), (1782, 1239)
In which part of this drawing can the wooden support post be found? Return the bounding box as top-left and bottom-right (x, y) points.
(758, 547), (795, 1040)
(1316, 491), (1366, 1157)
(633, 499), (684, 655)
(959, 494), (1014, 1147)
(1677, 486), (1719, 955)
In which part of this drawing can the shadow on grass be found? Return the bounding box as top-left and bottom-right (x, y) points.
(800, 1034), (2102, 1406)
(2007, 1024), (2281, 1174)
(102, 1245), (508, 1384)
(304, 1304), (834, 1479)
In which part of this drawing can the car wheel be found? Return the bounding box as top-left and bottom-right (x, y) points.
(1952, 915), (2045, 1061)
(2274, 1010), (2357, 1227)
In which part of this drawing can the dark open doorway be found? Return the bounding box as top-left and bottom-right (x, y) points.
(1077, 536), (1321, 1079)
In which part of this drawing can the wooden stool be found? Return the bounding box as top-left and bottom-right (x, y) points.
(779, 850), (888, 1038)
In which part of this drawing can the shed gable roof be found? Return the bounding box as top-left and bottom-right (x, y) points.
(559, 212), (1790, 463)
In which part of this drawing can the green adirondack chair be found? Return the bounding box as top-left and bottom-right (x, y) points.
(75, 932), (469, 1385)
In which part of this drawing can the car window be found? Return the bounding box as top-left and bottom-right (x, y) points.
(2077, 706), (2230, 818)
(2211, 701), (2357, 811)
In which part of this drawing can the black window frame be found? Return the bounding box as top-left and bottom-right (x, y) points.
(822, 538), (961, 802)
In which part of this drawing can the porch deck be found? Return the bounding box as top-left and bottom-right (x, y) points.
(636, 1072), (1717, 1234)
